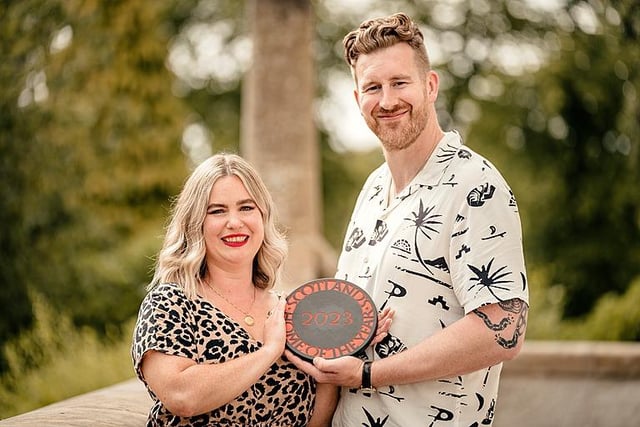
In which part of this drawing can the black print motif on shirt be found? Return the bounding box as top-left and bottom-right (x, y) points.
(404, 199), (447, 279)
(369, 219), (388, 246)
(406, 199), (442, 240)
(424, 256), (450, 272)
(345, 227), (366, 252)
(442, 173), (458, 187)
(358, 265), (372, 279)
(370, 184), (383, 202)
(467, 398), (496, 426)
(395, 262), (453, 289)
(451, 228), (468, 238)
(378, 385), (405, 402)
(481, 225), (506, 240)
(361, 407), (389, 427)
(374, 333), (407, 358)
(379, 279), (407, 311)
(467, 183), (495, 207)
(397, 183), (428, 202)
(436, 143), (458, 163)
(428, 405), (454, 426)
(428, 295), (450, 311)
(392, 241), (451, 278)
(455, 244), (470, 259)
(350, 380), (405, 403)
(508, 189), (518, 209)
(391, 239), (411, 255)
(457, 148), (472, 159)
(467, 257), (513, 301)
(357, 385), (405, 402)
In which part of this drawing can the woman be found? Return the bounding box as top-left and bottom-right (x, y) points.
(131, 153), (337, 426)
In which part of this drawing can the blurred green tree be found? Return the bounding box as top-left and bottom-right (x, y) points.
(465, 0), (640, 318)
(0, 0), (192, 361)
(526, 4), (639, 317)
(0, 0), (59, 368)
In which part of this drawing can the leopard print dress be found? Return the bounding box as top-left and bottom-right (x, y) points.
(132, 283), (315, 427)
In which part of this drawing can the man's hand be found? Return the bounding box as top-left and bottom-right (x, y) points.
(285, 351), (364, 387)
(284, 305), (393, 386)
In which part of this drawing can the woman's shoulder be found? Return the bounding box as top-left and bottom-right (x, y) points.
(143, 282), (191, 308)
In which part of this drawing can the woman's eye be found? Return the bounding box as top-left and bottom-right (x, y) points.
(208, 208), (225, 215)
(240, 205), (256, 212)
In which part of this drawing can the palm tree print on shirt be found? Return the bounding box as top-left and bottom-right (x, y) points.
(395, 199), (452, 289)
(466, 258), (514, 301)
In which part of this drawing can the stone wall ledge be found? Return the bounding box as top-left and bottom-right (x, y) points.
(502, 340), (640, 378)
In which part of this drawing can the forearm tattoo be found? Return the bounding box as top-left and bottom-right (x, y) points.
(473, 299), (529, 349)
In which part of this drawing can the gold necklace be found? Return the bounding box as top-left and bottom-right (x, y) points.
(206, 280), (256, 326)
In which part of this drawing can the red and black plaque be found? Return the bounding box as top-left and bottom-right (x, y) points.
(285, 278), (377, 361)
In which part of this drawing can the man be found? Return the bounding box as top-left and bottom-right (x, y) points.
(287, 12), (529, 426)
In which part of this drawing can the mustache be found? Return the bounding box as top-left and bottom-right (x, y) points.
(378, 106), (403, 114)
(375, 103), (409, 116)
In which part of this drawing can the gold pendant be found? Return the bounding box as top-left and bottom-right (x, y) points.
(244, 315), (255, 326)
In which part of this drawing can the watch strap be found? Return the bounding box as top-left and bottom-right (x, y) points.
(361, 360), (375, 391)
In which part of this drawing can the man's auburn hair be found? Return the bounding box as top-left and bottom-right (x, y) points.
(342, 12), (430, 72)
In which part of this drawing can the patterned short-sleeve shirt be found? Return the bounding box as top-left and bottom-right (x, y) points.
(331, 131), (529, 427)
(131, 283), (315, 427)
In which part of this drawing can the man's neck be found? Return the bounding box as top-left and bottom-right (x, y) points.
(384, 126), (444, 194)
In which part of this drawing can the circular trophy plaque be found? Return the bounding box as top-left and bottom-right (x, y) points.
(285, 278), (377, 361)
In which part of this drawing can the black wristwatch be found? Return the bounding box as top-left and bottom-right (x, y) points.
(361, 360), (376, 392)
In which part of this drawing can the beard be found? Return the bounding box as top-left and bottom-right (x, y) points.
(364, 96), (430, 152)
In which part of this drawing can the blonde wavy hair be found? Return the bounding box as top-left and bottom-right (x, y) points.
(343, 12), (430, 73)
(149, 153), (288, 299)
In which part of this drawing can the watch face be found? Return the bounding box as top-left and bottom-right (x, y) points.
(284, 278), (378, 361)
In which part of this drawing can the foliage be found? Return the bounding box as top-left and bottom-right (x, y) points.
(535, 1), (640, 317)
(529, 274), (640, 341)
(466, 0), (640, 318)
(0, 0), (64, 368)
(0, 0), (190, 361)
(0, 294), (134, 419)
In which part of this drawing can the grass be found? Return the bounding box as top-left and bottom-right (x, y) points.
(0, 294), (136, 419)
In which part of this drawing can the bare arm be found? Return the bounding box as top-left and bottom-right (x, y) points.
(307, 383), (339, 427)
(286, 298), (528, 388)
(140, 297), (287, 417)
(371, 298), (528, 386)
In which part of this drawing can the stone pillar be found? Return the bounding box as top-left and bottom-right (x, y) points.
(241, 0), (335, 290)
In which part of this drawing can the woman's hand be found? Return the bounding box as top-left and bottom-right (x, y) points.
(261, 295), (286, 361)
(371, 307), (395, 346)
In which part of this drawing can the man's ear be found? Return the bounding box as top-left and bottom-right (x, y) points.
(353, 88), (360, 108)
(426, 70), (439, 102)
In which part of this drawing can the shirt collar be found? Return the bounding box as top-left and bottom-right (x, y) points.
(411, 130), (464, 188)
(370, 131), (464, 211)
